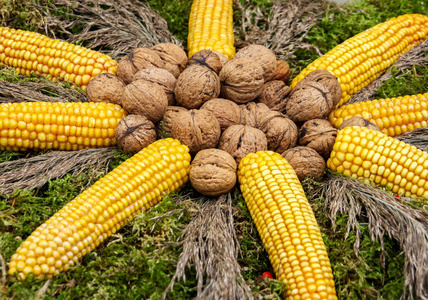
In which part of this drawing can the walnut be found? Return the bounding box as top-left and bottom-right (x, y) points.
(86, 73), (125, 106)
(258, 110), (298, 153)
(200, 98), (242, 131)
(117, 48), (165, 84)
(281, 147), (326, 181)
(212, 50), (229, 68)
(286, 81), (334, 123)
(219, 58), (264, 104)
(257, 80), (291, 113)
(187, 49), (222, 74)
(151, 43), (188, 78)
(301, 69), (342, 107)
(189, 149), (237, 196)
(271, 58), (291, 84)
(219, 125), (268, 165)
(115, 114), (157, 154)
(174, 65), (221, 109)
(298, 119), (337, 160)
(157, 106), (189, 136)
(234, 45), (277, 81)
(239, 102), (271, 127)
(133, 68), (176, 106)
(122, 79), (168, 123)
(171, 109), (221, 155)
(338, 116), (381, 132)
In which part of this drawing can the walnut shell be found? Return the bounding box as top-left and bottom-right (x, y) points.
(86, 73), (125, 105)
(219, 58), (264, 104)
(281, 146), (326, 181)
(286, 81), (334, 123)
(219, 124), (268, 165)
(301, 69), (342, 107)
(133, 68), (177, 106)
(298, 119), (337, 160)
(200, 98), (242, 131)
(338, 116), (381, 132)
(271, 58), (291, 84)
(117, 48), (165, 84)
(151, 43), (188, 78)
(257, 80), (291, 113)
(157, 106), (189, 136)
(174, 65), (221, 109)
(212, 50), (229, 68)
(187, 49), (223, 74)
(171, 109), (221, 155)
(234, 45), (277, 81)
(190, 149), (237, 196)
(258, 110), (298, 153)
(122, 79), (168, 123)
(115, 114), (157, 154)
(239, 102), (271, 127)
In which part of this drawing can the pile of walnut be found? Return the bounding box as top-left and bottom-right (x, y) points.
(86, 43), (376, 197)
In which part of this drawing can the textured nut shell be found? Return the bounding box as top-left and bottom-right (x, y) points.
(281, 146), (326, 181)
(190, 149), (237, 196)
(187, 50), (223, 74)
(257, 80), (291, 113)
(115, 114), (157, 154)
(212, 50), (229, 68)
(151, 43), (188, 78)
(122, 79), (168, 123)
(302, 69), (342, 107)
(239, 102), (271, 127)
(86, 73), (125, 105)
(258, 110), (298, 153)
(171, 109), (221, 155)
(298, 119), (337, 160)
(338, 116), (381, 132)
(219, 58), (264, 104)
(219, 125), (268, 165)
(271, 58), (291, 84)
(133, 68), (177, 106)
(158, 106), (189, 136)
(286, 81), (334, 122)
(200, 98), (242, 131)
(174, 65), (221, 109)
(234, 45), (277, 81)
(117, 48), (165, 84)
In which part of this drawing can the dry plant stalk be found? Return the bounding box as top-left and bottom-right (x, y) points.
(0, 148), (115, 195)
(162, 193), (253, 300)
(396, 127), (428, 152)
(348, 39), (428, 104)
(41, 0), (181, 60)
(319, 173), (428, 300)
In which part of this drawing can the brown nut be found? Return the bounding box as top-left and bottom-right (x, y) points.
(338, 116), (381, 132)
(115, 114), (157, 154)
(271, 58), (291, 84)
(86, 73), (125, 106)
(190, 149), (237, 196)
(239, 102), (271, 127)
(133, 68), (177, 106)
(281, 146), (326, 181)
(212, 50), (229, 68)
(157, 106), (189, 136)
(257, 80), (291, 113)
(171, 109), (221, 155)
(151, 43), (188, 78)
(298, 119), (337, 160)
(301, 69), (342, 107)
(200, 98), (242, 131)
(187, 49), (223, 74)
(234, 44), (277, 81)
(174, 65), (221, 109)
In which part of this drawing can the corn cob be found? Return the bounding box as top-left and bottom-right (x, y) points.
(328, 126), (428, 199)
(238, 151), (337, 300)
(329, 93), (428, 137)
(290, 14), (428, 107)
(0, 102), (126, 151)
(8, 138), (191, 280)
(187, 0), (235, 60)
(0, 27), (117, 92)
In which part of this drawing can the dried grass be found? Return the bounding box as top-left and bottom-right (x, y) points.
(396, 127), (428, 152)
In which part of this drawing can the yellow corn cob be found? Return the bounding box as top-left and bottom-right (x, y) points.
(187, 0), (235, 60)
(0, 102), (126, 151)
(328, 126), (428, 199)
(8, 138), (191, 280)
(291, 14), (428, 107)
(329, 93), (428, 137)
(0, 27), (118, 92)
(238, 151), (337, 300)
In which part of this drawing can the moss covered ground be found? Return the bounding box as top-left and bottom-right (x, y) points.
(1, 0), (428, 299)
